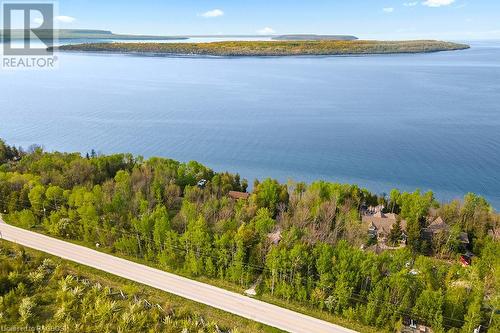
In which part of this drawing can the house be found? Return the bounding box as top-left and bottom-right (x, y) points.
(424, 217), (450, 234)
(423, 217), (469, 247)
(362, 211), (407, 244)
(423, 217), (450, 242)
(228, 191), (250, 200)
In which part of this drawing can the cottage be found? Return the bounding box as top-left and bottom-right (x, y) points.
(228, 191), (250, 200)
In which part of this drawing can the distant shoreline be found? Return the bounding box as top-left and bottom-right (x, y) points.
(52, 40), (470, 57)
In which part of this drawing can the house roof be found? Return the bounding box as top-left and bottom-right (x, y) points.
(379, 226), (391, 235)
(426, 217), (450, 232)
(385, 213), (398, 220)
(430, 216), (445, 226)
(459, 232), (469, 244)
(362, 214), (407, 232)
(228, 191), (250, 200)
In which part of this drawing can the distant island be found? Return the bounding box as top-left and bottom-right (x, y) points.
(53, 40), (470, 57)
(272, 34), (358, 41)
(0, 29), (187, 40)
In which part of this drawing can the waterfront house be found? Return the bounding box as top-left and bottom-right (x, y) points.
(362, 211), (407, 244)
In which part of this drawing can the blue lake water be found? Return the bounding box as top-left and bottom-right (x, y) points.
(1, 40), (499, 208)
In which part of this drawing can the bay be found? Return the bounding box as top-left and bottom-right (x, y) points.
(1, 40), (499, 208)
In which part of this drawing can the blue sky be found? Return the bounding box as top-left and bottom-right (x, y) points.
(50, 0), (500, 39)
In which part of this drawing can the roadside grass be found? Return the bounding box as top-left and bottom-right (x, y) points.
(256, 295), (383, 333)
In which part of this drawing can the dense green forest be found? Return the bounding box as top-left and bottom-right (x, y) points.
(0, 241), (277, 332)
(0, 139), (498, 332)
(54, 40), (469, 56)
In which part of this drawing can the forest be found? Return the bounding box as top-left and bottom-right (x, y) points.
(54, 40), (469, 57)
(0, 138), (498, 332)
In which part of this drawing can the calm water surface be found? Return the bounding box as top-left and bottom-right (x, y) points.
(1, 40), (499, 208)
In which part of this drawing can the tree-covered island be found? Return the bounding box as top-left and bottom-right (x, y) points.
(53, 40), (470, 57)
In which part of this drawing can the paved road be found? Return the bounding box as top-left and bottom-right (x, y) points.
(0, 218), (357, 333)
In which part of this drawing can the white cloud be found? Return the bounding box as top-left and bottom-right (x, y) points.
(199, 9), (224, 18)
(404, 2), (419, 6)
(33, 15), (75, 26)
(383, 7), (395, 13)
(422, 0), (455, 7)
(55, 15), (76, 23)
(257, 27), (276, 35)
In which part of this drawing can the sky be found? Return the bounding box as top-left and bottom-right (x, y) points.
(15, 0), (500, 39)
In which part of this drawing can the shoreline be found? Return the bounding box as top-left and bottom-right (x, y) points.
(1, 139), (497, 210)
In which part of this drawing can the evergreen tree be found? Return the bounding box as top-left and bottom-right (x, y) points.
(388, 219), (403, 246)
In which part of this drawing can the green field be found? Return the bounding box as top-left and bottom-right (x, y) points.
(54, 40), (470, 56)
